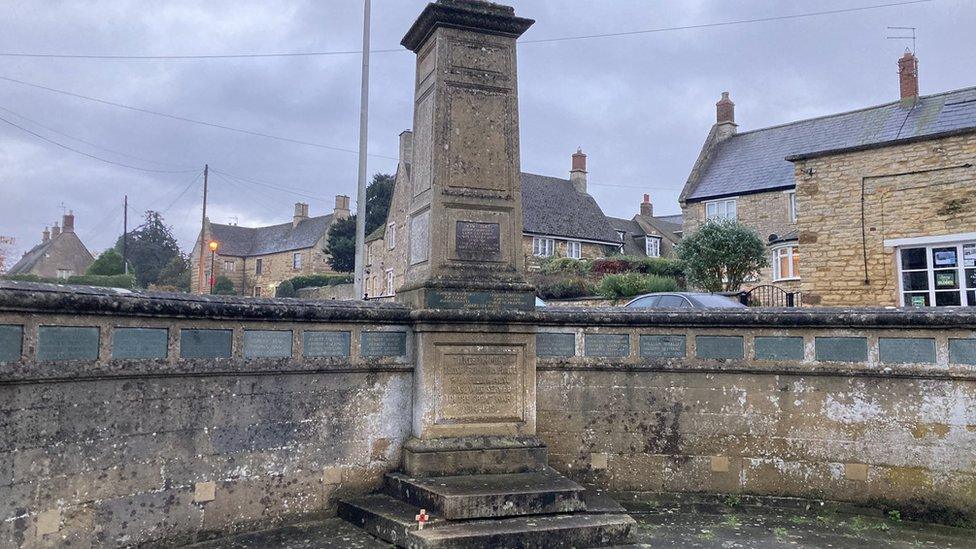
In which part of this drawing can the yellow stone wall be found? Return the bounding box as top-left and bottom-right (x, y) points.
(521, 236), (613, 270)
(794, 132), (976, 306)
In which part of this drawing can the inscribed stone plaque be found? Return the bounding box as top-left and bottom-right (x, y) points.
(815, 337), (868, 363)
(639, 335), (686, 359)
(446, 86), (511, 192)
(584, 334), (630, 358)
(112, 328), (168, 360)
(412, 94), (434, 196)
(754, 336), (804, 361)
(879, 338), (936, 364)
(361, 331), (407, 357)
(244, 330), (292, 359)
(0, 325), (23, 362)
(303, 331), (351, 358)
(696, 336), (744, 360)
(949, 339), (976, 365)
(455, 221), (500, 261)
(180, 329), (232, 359)
(410, 210), (430, 265)
(37, 326), (99, 361)
(427, 290), (534, 311)
(536, 333), (575, 358)
(438, 348), (521, 422)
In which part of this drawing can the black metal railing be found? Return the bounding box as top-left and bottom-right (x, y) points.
(738, 285), (801, 307)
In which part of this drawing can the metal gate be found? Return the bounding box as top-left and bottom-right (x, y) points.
(739, 285), (800, 307)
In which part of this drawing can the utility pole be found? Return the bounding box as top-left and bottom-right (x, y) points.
(198, 164), (209, 294)
(122, 195), (128, 274)
(353, 0), (371, 300)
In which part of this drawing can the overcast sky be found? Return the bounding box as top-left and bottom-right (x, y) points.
(1, 0), (973, 259)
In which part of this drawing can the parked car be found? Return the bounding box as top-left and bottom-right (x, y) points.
(625, 292), (746, 309)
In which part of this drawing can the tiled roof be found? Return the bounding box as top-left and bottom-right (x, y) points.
(652, 214), (683, 233)
(687, 87), (976, 201)
(606, 216), (644, 256)
(210, 215), (334, 257)
(521, 173), (620, 244)
(7, 239), (54, 275)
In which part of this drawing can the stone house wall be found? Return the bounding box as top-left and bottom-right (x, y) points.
(793, 131), (976, 306)
(521, 236), (612, 270)
(683, 189), (800, 293)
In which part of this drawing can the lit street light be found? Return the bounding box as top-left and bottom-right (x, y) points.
(208, 240), (219, 294)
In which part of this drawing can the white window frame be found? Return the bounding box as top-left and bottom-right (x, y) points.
(223, 260), (235, 272)
(57, 269), (73, 280)
(567, 240), (582, 260)
(385, 269), (395, 296)
(645, 236), (661, 258)
(616, 230), (626, 242)
(784, 190), (797, 223)
(532, 237), (554, 257)
(388, 222), (397, 250)
(255, 258), (263, 275)
(253, 286), (262, 297)
(292, 252), (302, 270)
(705, 198), (737, 221)
(772, 245), (800, 281)
(896, 239), (976, 307)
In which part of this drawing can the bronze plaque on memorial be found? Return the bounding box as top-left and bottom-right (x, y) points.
(436, 346), (523, 424)
(455, 221), (500, 261)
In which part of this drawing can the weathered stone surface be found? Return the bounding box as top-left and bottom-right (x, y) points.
(303, 330), (351, 358)
(640, 335), (686, 359)
(815, 337), (868, 362)
(243, 330), (292, 359)
(361, 331), (407, 357)
(948, 338), (976, 364)
(180, 328), (233, 359)
(537, 333), (576, 358)
(409, 512), (634, 548)
(754, 336), (804, 361)
(879, 337), (936, 364)
(0, 324), (23, 362)
(37, 325), (99, 361)
(696, 336), (744, 360)
(112, 327), (168, 359)
(585, 334), (630, 358)
(401, 436), (548, 477)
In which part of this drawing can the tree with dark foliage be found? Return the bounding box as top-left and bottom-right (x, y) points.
(114, 211), (181, 287)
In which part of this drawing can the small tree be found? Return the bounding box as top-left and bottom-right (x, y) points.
(157, 254), (191, 292)
(275, 279), (297, 298)
(114, 211), (181, 287)
(676, 220), (768, 292)
(365, 173), (395, 235)
(212, 276), (236, 295)
(87, 249), (126, 276)
(325, 216), (356, 272)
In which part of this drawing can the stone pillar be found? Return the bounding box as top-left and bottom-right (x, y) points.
(398, 0), (540, 458)
(398, 0), (535, 312)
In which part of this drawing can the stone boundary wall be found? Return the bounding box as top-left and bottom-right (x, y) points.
(529, 309), (976, 527)
(0, 283), (414, 548)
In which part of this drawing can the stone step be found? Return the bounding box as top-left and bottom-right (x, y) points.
(384, 469), (586, 520)
(408, 513), (636, 548)
(401, 436), (549, 477)
(337, 493), (444, 547)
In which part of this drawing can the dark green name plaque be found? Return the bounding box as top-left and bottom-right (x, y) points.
(639, 335), (686, 359)
(584, 334), (630, 358)
(180, 329), (232, 359)
(754, 336), (804, 361)
(0, 325), (23, 362)
(361, 331), (407, 357)
(879, 338), (936, 364)
(815, 337), (868, 363)
(949, 339), (976, 365)
(537, 333), (575, 358)
(426, 290), (534, 311)
(304, 331), (351, 358)
(38, 326), (100, 361)
(696, 336), (744, 360)
(244, 330), (293, 359)
(456, 221), (501, 261)
(112, 328), (168, 359)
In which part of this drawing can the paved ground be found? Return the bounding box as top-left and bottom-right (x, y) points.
(186, 496), (976, 548)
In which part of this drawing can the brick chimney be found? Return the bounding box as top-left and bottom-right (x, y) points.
(333, 195), (350, 219)
(62, 210), (75, 233)
(570, 148), (587, 194)
(51, 222), (61, 238)
(716, 92), (736, 124)
(293, 202), (309, 228)
(898, 50), (919, 102)
(640, 194), (653, 217)
(42, 226), (50, 243)
(399, 130), (413, 165)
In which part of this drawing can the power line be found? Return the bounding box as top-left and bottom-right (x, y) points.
(0, 74), (399, 161)
(0, 0), (937, 59)
(162, 171), (204, 214)
(0, 112), (200, 174)
(211, 168), (331, 201)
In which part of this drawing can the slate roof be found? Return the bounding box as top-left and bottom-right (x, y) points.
(687, 87), (976, 201)
(520, 173), (620, 244)
(210, 215), (334, 257)
(607, 217), (644, 256)
(7, 239), (55, 275)
(653, 214), (683, 234)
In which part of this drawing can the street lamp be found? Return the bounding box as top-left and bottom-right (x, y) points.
(208, 240), (219, 294)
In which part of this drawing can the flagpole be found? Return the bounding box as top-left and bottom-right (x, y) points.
(353, 0), (371, 299)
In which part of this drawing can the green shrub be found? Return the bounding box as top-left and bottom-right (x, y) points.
(87, 249), (126, 276)
(275, 280), (297, 298)
(212, 276), (236, 295)
(66, 274), (136, 289)
(540, 257), (591, 276)
(286, 273), (353, 290)
(534, 274), (596, 300)
(597, 273), (679, 299)
(1, 274), (44, 282)
(635, 257), (685, 278)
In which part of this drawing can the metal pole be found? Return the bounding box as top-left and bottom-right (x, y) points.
(353, 0), (371, 299)
(210, 249), (216, 294)
(122, 195), (128, 274)
(199, 164), (209, 294)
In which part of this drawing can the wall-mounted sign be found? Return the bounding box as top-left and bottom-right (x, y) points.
(933, 249), (957, 267)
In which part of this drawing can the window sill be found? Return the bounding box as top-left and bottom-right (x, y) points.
(772, 277), (801, 282)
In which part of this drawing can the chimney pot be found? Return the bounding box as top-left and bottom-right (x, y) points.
(51, 222), (61, 238)
(42, 227), (50, 242)
(293, 202), (309, 227)
(640, 194), (653, 217)
(716, 91), (735, 125)
(333, 195), (351, 220)
(399, 130), (414, 165)
(570, 148), (587, 194)
(62, 210), (74, 233)
(898, 50), (919, 101)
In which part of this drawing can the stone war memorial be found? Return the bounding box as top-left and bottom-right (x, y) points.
(1, 1), (975, 548)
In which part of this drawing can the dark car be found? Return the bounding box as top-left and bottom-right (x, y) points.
(624, 292), (746, 309)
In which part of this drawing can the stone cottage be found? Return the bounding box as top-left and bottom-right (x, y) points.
(190, 197), (350, 296)
(679, 51), (976, 306)
(7, 211), (94, 279)
(607, 194), (682, 259)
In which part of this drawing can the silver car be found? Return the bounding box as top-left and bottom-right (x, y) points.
(625, 292), (746, 309)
